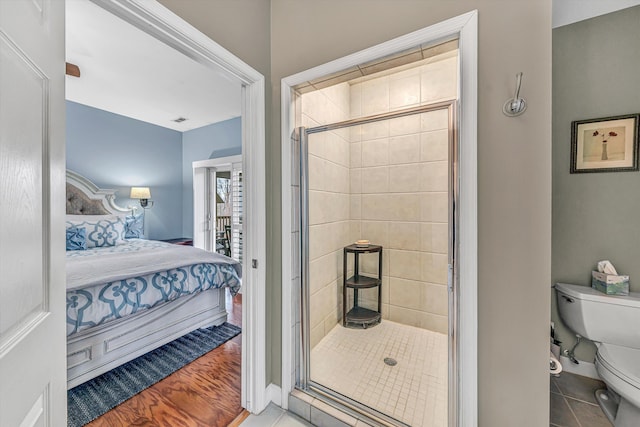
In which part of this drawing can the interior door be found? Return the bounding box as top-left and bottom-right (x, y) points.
(206, 167), (218, 251)
(0, 1), (66, 426)
(192, 166), (217, 251)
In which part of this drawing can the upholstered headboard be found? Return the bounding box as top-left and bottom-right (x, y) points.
(66, 170), (129, 215)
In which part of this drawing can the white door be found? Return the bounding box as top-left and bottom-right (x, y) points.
(0, 1), (66, 426)
(192, 166), (217, 251)
(206, 167), (217, 251)
(193, 155), (242, 255)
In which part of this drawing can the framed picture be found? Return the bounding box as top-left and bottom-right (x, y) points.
(571, 113), (640, 173)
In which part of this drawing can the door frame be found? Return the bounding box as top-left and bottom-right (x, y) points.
(192, 164), (217, 252)
(280, 10), (478, 425)
(91, 0), (267, 413)
(192, 155), (242, 253)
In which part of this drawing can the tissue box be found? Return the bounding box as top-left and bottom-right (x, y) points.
(591, 271), (629, 295)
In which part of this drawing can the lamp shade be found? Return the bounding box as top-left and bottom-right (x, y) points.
(130, 187), (151, 199)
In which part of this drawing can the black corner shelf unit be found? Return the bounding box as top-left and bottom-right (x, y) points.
(342, 244), (383, 329)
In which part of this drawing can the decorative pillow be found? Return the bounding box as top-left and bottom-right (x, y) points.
(65, 215), (126, 248)
(66, 226), (87, 251)
(124, 213), (145, 239)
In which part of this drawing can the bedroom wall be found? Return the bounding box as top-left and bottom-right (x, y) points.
(181, 117), (242, 238)
(552, 5), (640, 363)
(66, 101), (183, 240)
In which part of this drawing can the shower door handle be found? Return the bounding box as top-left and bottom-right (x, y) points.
(447, 263), (454, 293)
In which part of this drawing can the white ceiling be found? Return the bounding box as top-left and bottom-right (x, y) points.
(65, 0), (241, 132)
(553, 0), (640, 28)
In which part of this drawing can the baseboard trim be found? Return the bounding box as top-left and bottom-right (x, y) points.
(559, 356), (599, 379)
(266, 383), (282, 407)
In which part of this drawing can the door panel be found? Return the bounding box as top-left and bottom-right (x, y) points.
(0, 29), (47, 344)
(193, 166), (218, 251)
(0, 0), (66, 425)
(193, 166), (207, 249)
(206, 167), (217, 251)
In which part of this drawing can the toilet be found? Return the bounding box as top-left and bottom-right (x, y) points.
(555, 282), (640, 427)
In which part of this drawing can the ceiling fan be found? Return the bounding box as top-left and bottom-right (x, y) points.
(66, 62), (80, 78)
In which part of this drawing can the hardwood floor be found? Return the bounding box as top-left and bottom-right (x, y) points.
(86, 291), (243, 427)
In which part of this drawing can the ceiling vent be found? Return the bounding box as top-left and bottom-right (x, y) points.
(173, 117), (188, 123)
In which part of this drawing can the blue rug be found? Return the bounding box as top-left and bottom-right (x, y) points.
(67, 322), (241, 427)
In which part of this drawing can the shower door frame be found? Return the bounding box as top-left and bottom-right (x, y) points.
(298, 100), (458, 427)
(281, 10), (478, 426)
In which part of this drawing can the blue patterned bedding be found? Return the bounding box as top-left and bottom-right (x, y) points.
(65, 238), (170, 258)
(66, 239), (241, 337)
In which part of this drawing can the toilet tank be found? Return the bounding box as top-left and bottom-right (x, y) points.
(555, 283), (640, 350)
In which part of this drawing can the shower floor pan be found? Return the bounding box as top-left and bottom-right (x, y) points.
(310, 320), (448, 427)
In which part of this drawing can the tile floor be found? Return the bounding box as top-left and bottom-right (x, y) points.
(246, 357), (613, 427)
(310, 320), (448, 426)
(550, 372), (612, 427)
(241, 403), (313, 427)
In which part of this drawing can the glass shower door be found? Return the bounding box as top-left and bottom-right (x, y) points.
(299, 102), (457, 427)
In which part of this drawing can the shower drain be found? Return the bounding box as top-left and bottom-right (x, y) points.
(383, 357), (397, 366)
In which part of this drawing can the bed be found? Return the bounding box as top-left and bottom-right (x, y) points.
(65, 170), (241, 389)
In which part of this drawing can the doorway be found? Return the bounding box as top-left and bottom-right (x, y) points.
(281, 11), (478, 425)
(65, 0), (267, 416)
(193, 155), (243, 263)
(298, 65), (457, 426)
(297, 98), (458, 427)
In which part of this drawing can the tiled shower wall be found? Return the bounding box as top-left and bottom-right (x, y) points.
(350, 110), (450, 333)
(350, 52), (457, 334)
(299, 50), (458, 347)
(302, 83), (352, 349)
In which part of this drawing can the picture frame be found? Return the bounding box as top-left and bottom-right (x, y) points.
(571, 113), (640, 173)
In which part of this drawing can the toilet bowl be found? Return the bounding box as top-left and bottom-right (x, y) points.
(595, 344), (640, 425)
(555, 283), (640, 427)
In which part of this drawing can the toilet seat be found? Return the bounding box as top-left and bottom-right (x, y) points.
(596, 344), (640, 409)
(597, 344), (640, 389)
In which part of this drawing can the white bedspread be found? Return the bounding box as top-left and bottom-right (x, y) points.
(66, 239), (241, 291)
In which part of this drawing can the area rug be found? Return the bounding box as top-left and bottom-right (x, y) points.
(67, 322), (241, 427)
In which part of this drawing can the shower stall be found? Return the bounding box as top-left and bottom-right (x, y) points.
(292, 42), (459, 427)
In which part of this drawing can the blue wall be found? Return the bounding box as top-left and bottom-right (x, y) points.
(66, 101), (183, 240)
(181, 117), (242, 237)
(66, 101), (242, 240)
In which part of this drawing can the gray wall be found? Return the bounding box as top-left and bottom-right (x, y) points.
(160, 2), (552, 425)
(181, 117), (242, 238)
(271, 2), (552, 426)
(66, 101), (183, 240)
(552, 6), (640, 362)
